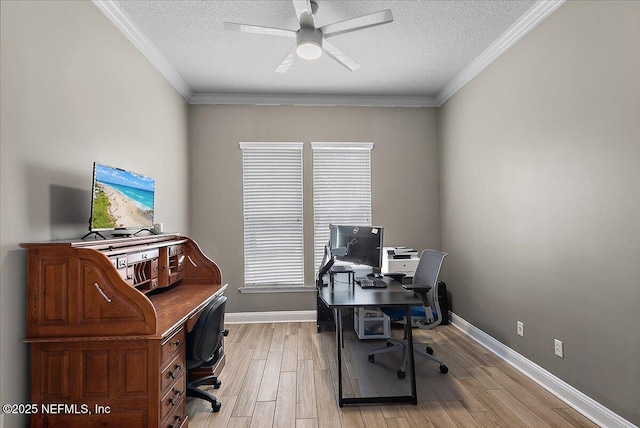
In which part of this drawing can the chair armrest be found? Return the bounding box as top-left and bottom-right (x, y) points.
(401, 284), (431, 292)
(401, 284), (432, 307)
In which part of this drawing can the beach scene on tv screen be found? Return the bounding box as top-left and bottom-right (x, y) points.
(91, 164), (155, 230)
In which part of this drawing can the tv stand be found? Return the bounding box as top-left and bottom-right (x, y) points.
(81, 230), (107, 240)
(133, 227), (153, 236)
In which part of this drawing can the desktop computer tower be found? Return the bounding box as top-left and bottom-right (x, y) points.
(438, 281), (449, 325)
(316, 288), (334, 332)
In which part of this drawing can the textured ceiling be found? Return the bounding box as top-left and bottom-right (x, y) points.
(116, 0), (537, 99)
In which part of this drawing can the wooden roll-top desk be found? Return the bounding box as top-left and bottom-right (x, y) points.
(20, 234), (226, 428)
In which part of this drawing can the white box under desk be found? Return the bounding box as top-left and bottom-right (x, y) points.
(354, 307), (390, 339)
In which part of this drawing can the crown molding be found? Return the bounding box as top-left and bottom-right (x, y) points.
(94, 0), (564, 108)
(435, 0), (566, 107)
(189, 93), (437, 107)
(92, 0), (193, 100)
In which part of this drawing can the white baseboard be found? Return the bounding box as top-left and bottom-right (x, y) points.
(449, 312), (637, 428)
(226, 310), (316, 324)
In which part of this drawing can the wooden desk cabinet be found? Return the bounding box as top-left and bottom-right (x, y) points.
(20, 234), (226, 428)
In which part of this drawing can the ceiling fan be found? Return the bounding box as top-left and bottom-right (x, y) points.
(224, 0), (393, 73)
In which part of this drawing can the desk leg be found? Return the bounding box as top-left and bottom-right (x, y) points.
(335, 307), (344, 407)
(331, 304), (417, 407)
(405, 306), (418, 404)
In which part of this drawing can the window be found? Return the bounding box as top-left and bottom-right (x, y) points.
(240, 142), (304, 288)
(312, 142), (374, 271)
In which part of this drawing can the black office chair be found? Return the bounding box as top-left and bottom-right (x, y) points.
(368, 250), (449, 378)
(186, 295), (228, 412)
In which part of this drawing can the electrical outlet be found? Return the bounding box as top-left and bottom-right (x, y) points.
(554, 339), (564, 358)
(517, 321), (524, 337)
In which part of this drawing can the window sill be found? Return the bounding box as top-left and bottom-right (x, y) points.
(238, 286), (316, 294)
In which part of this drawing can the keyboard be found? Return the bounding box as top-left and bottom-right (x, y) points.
(356, 277), (387, 288)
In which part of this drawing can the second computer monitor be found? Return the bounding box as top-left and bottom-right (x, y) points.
(330, 225), (384, 268)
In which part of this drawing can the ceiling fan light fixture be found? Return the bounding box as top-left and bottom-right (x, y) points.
(296, 27), (323, 60)
(296, 41), (322, 60)
(224, 1), (393, 72)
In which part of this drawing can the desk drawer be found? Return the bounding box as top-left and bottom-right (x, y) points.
(169, 245), (186, 257)
(128, 249), (159, 264)
(161, 327), (185, 364)
(168, 271), (184, 285)
(160, 371), (185, 422)
(161, 400), (186, 428)
(150, 258), (159, 278)
(161, 352), (186, 394)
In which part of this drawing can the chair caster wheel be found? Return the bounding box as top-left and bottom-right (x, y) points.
(386, 342), (393, 347)
(212, 401), (222, 412)
(426, 346), (434, 355)
(213, 379), (222, 389)
(368, 354), (375, 363)
(439, 364), (449, 374)
(397, 370), (406, 379)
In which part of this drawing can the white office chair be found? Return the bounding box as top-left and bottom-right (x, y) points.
(368, 249), (449, 378)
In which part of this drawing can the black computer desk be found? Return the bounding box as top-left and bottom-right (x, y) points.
(318, 277), (428, 407)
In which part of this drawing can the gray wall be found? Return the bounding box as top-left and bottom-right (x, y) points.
(2, 0), (637, 425)
(0, 1), (190, 426)
(189, 105), (440, 313)
(438, 1), (639, 424)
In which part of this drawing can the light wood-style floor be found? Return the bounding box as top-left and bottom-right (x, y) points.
(186, 321), (598, 428)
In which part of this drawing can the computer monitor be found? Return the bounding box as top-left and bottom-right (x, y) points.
(330, 225), (384, 268)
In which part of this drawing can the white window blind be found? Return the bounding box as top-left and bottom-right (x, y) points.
(240, 142), (304, 287)
(312, 142), (374, 271)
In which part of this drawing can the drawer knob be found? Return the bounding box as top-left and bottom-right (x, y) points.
(175, 415), (182, 422)
(168, 364), (182, 379)
(172, 339), (181, 347)
(168, 415), (182, 428)
(173, 388), (183, 396)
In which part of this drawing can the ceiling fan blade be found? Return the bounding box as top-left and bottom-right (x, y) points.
(321, 9), (393, 38)
(323, 40), (361, 71)
(224, 22), (296, 38)
(275, 47), (297, 73)
(291, 0), (314, 28)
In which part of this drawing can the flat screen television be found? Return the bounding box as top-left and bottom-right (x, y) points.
(88, 162), (155, 235)
(330, 225), (384, 268)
